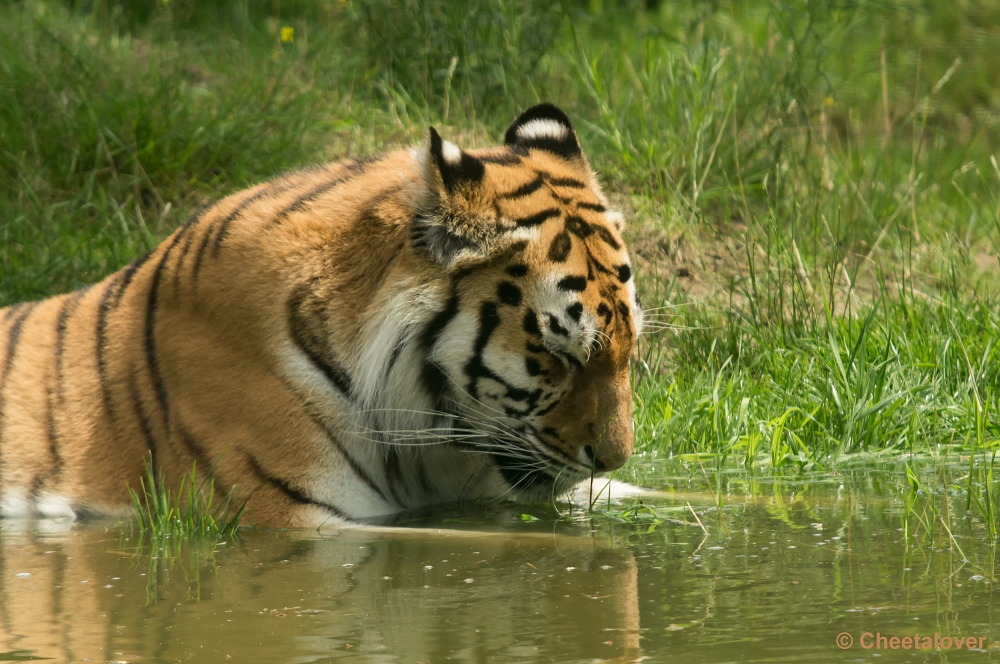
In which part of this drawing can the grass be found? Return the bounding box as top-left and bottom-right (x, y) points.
(631, 282), (1000, 466)
(126, 458), (246, 541)
(2, 0), (999, 500)
(120, 458), (245, 599)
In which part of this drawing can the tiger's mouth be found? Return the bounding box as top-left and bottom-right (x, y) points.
(486, 427), (593, 502)
(491, 449), (589, 502)
(449, 413), (591, 502)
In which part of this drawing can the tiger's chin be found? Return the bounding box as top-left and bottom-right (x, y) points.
(492, 456), (591, 504)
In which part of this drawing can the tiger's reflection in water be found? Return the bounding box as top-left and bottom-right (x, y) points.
(0, 521), (641, 662)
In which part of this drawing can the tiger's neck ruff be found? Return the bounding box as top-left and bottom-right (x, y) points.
(0, 104), (642, 526)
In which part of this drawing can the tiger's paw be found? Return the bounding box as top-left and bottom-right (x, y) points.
(564, 478), (662, 507)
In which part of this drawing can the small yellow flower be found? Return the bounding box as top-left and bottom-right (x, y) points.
(824, 96), (835, 106)
(280, 26), (294, 43)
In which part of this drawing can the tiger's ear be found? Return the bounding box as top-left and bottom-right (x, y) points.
(412, 128), (495, 266)
(425, 126), (485, 194)
(504, 103), (582, 160)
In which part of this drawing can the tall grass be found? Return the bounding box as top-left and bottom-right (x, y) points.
(127, 459), (245, 540)
(632, 282), (1000, 466)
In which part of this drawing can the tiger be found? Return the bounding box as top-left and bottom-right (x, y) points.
(0, 103), (642, 527)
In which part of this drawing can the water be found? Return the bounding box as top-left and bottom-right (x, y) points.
(1, 461), (998, 663)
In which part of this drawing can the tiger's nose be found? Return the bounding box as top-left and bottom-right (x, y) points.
(583, 439), (632, 472)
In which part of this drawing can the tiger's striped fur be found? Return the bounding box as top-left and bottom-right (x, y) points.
(0, 104), (642, 527)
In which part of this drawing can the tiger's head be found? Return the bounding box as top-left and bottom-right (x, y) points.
(410, 103), (642, 501)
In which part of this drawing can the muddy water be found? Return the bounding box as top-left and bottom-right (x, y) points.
(1, 472), (999, 663)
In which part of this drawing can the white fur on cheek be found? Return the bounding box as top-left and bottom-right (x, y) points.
(352, 289), (420, 407)
(433, 311), (479, 388)
(529, 273), (593, 363)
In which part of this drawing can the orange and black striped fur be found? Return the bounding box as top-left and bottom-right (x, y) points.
(0, 104), (642, 527)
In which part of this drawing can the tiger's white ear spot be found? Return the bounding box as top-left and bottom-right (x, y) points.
(504, 103), (581, 159)
(441, 140), (462, 165)
(516, 119), (570, 142)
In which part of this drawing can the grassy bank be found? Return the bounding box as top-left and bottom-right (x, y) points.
(2, 0), (998, 468)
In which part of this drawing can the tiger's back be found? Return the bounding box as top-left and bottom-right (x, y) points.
(0, 104), (642, 526)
